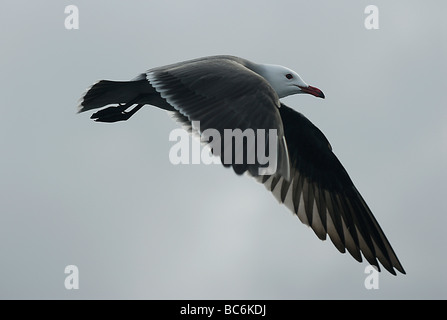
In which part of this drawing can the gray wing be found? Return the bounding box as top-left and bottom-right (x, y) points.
(146, 57), (290, 179)
(259, 103), (405, 275)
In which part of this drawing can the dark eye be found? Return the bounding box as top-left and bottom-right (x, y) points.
(286, 74), (293, 79)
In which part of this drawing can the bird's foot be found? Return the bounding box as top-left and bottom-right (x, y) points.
(90, 104), (144, 123)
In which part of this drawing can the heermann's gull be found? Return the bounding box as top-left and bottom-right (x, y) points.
(78, 55), (405, 275)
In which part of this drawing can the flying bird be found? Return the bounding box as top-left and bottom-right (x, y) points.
(78, 55), (405, 275)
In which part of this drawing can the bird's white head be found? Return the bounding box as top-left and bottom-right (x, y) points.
(258, 64), (325, 100)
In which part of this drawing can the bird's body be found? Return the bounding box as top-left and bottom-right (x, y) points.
(78, 55), (405, 275)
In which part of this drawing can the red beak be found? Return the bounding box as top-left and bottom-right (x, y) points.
(298, 85), (325, 99)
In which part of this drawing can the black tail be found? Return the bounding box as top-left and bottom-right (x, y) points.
(78, 79), (154, 113)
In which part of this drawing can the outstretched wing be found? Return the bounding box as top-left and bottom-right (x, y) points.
(259, 103), (405, 275)
(146, 57), (290, 180)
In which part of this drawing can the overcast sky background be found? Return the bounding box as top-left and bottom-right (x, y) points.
(0, 1), (445, 299)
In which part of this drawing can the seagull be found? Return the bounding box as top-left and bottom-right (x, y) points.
(78, 55), (405, 275)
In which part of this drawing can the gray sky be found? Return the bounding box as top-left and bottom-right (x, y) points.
(0, 0), (446, 299)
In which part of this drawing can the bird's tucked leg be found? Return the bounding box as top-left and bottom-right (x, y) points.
(91, 103), (145, 123)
